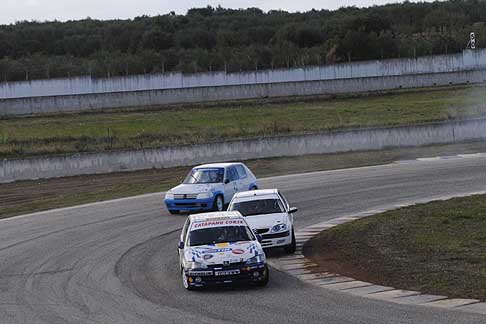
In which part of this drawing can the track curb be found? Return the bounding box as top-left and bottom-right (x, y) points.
(267, 191), (486, 316)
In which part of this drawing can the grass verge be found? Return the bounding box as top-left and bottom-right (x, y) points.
(2, 141), (486, 220)
(304, 194), (486, 301)
(2, 84), (486, 158)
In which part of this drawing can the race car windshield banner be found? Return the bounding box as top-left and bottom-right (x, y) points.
(191, 219), (245, 231)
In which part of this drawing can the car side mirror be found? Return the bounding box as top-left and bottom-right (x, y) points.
(224, 178), (230, 184)
(178, 241), (185, 249)
(256, 234), (263, 243)
(289, 207), (298, 214)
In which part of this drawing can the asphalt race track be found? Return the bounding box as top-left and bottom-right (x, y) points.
(2, 155), (486, 324)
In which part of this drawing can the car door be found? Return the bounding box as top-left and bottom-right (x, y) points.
(235, 164), (250, 191)
(224, 166), (239, 203)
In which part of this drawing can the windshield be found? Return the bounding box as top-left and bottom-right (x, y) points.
(183, 168), (224, 184)
(230, 199), (284, 216)
(188, 226), (254, 246)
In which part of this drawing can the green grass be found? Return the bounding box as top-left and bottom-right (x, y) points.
(2, 85), (486, 158)
(304, 194), (486, 301)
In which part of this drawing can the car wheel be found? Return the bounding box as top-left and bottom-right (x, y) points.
(169, 210), (179, 215)
(213, 195), (224, 211)
(255, 265), (269, 287)
(284, 230), (296, 254)
(250, 185), (258, 190)
(181, 267), (194, 290)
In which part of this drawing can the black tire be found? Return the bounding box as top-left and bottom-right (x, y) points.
(284, 230), (296, 254)
(255, 265), (269, 287)
(181, 267), (194, 290)
(169, 210), (179, 215)
(213, 195), (225, 211)
(250, 185), (258, 190)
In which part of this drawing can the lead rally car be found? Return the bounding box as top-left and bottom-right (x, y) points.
(178, 211), (269, 290)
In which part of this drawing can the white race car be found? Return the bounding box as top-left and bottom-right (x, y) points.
(178, 211), (269, 290)
(165, 163), (258, 214)
(228, 189), (297, 253)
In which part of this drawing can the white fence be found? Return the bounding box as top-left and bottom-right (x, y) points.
(1, 69), (485, 117)
(1, 49), (486, 99)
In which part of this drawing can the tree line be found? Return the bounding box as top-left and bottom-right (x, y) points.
(0, 0), (485, 82)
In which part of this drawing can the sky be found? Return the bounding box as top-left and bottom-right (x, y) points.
(1, 0), (431, 25)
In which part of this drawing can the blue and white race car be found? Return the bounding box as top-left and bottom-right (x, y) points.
(164, 163), (258, 214)
(178, 211), (269, 290)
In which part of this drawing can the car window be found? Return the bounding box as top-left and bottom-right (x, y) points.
(230, 199), (285, 216)
(188, 226), (254, 246)
(235, 165), (247, 179)
(278, 192), (290, 210)
(182, 218), (190, 242)
(183, 168), (224, 184)
(226, 166), (239, 182)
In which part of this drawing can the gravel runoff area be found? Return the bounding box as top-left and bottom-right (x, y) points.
(2, 84), (486, 159)
(1, 140), (486, 220)
(303, 193), (486, 302)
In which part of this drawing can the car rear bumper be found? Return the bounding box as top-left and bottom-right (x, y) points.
(165, 197), (215, 212)
(183, 263), (266, 287)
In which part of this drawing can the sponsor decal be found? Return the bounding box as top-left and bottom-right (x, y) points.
(216, 242), (229, 248)
(203, 248), (232, 254)
(190, 246), (237, 260)
(192, 219), (245, 230)
(188, 270), (213, 276)
(215, 269), (240, 276)
(232, 249), (245, 255)
(235, 241), (250, 245)
(246, 243), (258, 254)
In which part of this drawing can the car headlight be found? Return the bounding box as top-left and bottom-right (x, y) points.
(246, 254), (265, 264)
(183, 259), (208, 269)
(271, 223), (287, 233)
(197, 192), (212, 199)
(165, 192), (174, 200)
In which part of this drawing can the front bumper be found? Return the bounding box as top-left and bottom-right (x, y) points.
(165, 197), (215, 212)
(260, 231), (292, 248)
(183, 263), (267, 287)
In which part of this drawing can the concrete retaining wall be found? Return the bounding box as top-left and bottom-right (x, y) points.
(2, 69), (486, 117)
(1, 49), (486, 99)
(2, 119), (486, 183)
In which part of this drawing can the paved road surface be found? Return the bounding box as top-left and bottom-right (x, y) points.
(1, 156), (486, 323)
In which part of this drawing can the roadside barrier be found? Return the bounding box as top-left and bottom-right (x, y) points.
(1, 69), (486, 117)
(1, 119), (485, 183)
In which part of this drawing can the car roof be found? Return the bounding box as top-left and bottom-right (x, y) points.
(234, 189), (278, 197)
(233, 189), (279, 200)
(188, 211), (244, 222)
(195, 162), (243, 169)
